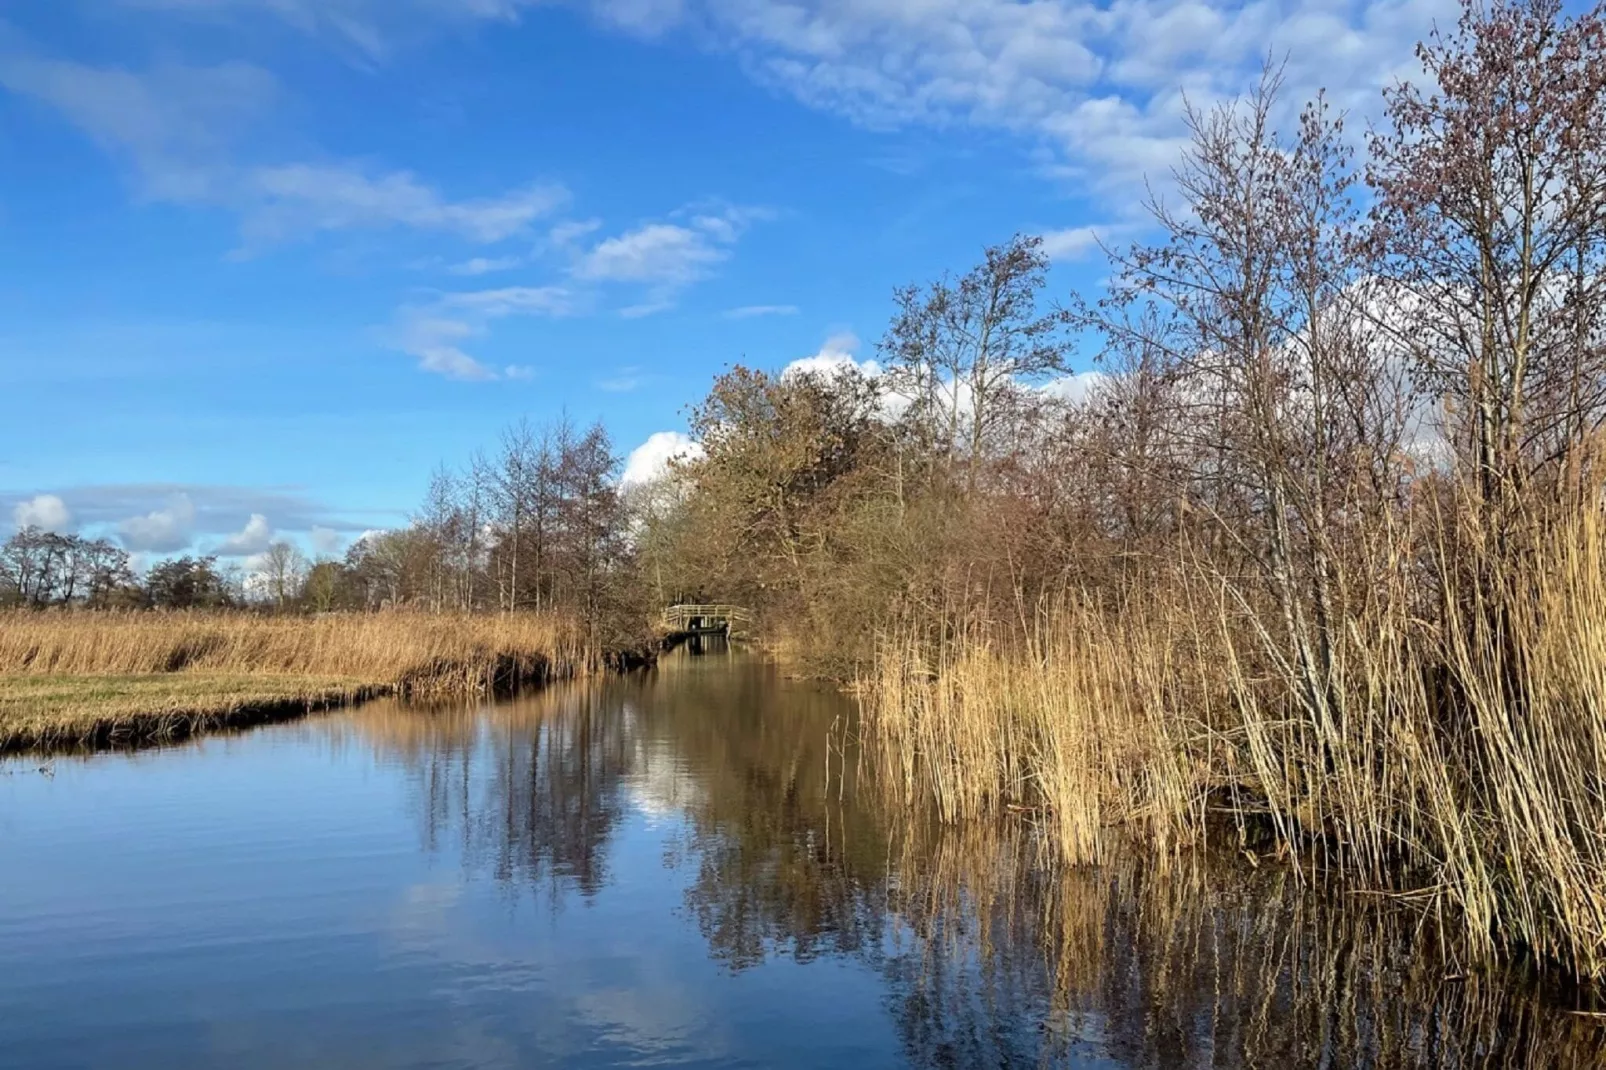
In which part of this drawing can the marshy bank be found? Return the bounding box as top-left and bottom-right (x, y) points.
(0, 610), (618, 752)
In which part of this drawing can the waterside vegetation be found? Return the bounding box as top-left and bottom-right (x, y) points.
(0, 611), (590, 752)
(629, 0), (1606, 981)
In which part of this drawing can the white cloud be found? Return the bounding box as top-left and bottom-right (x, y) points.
(118, 0), (539, 58)
(0, 53), (565, 248)
(109, 0), (1452, 217)
(1040, 370), (1109, 406)
(618, 299), (675, 319)
(12, 494), (73, 533)
(621, 431), (704, 487)
(572, 205), (768, 313)
(395, 286), (572, 380)
(724, 304), (798, 319)
(575, 222), (726, 286)
(1038, 225), (1107, 261)
(0, 56), (276, 203)
(596, 367), (645, 391)
(783, 331), (881, 379)
(448, 255), (523, 276)
(549, 218), (603, 247)
(442, 286), (574, 318)
(396, 315), (499, 381)
(118, 493), (197, 553)
(216, 512), (274, 555)
(241, 167), (566, 246)
(564, 0), (1448, 208)
(310, 526), (344, 555)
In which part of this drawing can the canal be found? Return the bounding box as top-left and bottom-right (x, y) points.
(1, 646), (1601, 1068)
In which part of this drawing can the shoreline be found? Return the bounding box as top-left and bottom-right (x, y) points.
(0, 675), (390, 756)
(0, 610), (660, 757)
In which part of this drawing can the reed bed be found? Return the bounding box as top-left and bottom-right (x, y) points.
(0, 610), (594, 751)
(864, 506), (1606, 980)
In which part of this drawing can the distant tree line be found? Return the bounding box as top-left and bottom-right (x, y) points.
(0, 528), (247, 610)
(2, 415), (638, 635)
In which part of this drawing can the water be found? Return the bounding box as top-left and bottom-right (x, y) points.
(2, 647), (1603, 1069)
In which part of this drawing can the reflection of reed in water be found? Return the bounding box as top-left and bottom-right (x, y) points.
(885, 822), (1606, 1069)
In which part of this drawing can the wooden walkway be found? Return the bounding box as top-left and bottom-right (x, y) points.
(661, 604), (751, 639)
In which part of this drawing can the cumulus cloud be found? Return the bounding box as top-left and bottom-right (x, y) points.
(0, 484), (377, 552)
(215, 512), (273, 555)
(11, 494), (73, 533)
(118, 493), (198, 552)
(621, 431), (704, 487)
(784, 332), (881, 379)
(1040, 370), (1110, 406)
(310, 526), (344, 555)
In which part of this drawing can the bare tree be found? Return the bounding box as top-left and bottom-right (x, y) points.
(259, 541), (307, 610)
(1368, 0), (1606, 512)
(880, 234), (1071, 497)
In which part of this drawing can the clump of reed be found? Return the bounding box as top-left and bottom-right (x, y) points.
(864, 504), (1606, 980)
(0, 609), (594, 694)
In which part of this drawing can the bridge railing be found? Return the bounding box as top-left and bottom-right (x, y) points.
(661, 603), (752, 636)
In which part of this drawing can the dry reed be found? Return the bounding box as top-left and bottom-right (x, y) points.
(0, 610), (594, 751)
(864, 506), (1606, 980)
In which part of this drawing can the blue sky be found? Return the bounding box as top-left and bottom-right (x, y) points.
(0, 0), (1452, 563)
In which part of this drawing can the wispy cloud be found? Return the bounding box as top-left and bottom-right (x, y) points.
(395, 286), (574, 380)
(116, 0), (539, 59)
(596, 366), (646, 392)
(572, 203), (769, 314)
(241, 166), (566, 247)
(0, 51), (566, 250)
(1037, 225), (1108, 262)
(724, 304), (798, 319)
(574, 222), (727, 287)
(448, 255), (523, 276)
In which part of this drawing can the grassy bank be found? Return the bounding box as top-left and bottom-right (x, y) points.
(0, 610), (592, 752)
(864, 505), (1606, 980)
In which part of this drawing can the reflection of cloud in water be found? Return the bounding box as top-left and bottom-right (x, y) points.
(625, 738), (705, 824)
(379, 866), (731, 1066)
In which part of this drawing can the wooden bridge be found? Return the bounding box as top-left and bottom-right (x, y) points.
(661, 604), (751, 640)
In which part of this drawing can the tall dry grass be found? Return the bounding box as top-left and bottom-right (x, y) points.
(0, 610), (594, 694)
(863, 505), (1606, 979)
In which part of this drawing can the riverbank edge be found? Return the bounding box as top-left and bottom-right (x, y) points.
(1, 641), (666, 757)
(0, 681), (388, 755)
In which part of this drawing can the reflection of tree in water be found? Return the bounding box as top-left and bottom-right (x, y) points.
(348, 686), (633, 902)
(634, 652), (892, 970)
(342, 658), (1605, 1068)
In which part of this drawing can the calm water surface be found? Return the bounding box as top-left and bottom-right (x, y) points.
(2, 647), (1603, 1069)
